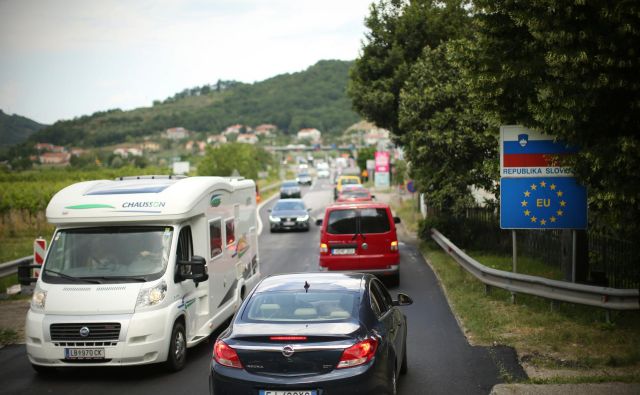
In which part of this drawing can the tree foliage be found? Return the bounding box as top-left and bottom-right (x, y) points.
(466, 0), (640, 235)
(400, 42), (497, 214)
(349, 0), (472, 136)
(197, 143), (274, 180)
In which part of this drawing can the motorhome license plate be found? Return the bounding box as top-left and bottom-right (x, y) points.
(259, 391), (317, 395)
(332, 248), (355, 255)
(64, 348), (105, 359)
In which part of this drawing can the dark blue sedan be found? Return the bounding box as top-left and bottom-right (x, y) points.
(209, 272), (412, 395)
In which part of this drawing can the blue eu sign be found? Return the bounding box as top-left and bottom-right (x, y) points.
(500, 177), (587, 229)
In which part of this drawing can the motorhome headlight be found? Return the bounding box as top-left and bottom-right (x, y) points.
(136, 280), (167, 307)
(31, 285), (47, 310)
(296, 214), (309, 222)
(269, 215), (280, 223)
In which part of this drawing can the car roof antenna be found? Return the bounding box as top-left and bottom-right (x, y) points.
(304, 281), (310, 293)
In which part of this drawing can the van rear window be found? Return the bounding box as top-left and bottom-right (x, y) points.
(327, 208), (390, 234)
(327, 209), (357, 234)
(360, 208), (390, 233)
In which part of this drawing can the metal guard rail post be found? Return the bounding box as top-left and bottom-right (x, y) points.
(431, 228), (639, 311)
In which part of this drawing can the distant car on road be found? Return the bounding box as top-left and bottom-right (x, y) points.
(280, 180), (301, 198)
(296, 172), (312, 185)
(334, 175), (361, 200)
(336, 186), (374, 202)
(209, 272), (412, 395)
(317, 202), (401, 286)
(317, 169), (330, 179)
(268, 199), (311, 232)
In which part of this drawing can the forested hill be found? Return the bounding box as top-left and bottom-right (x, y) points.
(29, 59), (360, 147)
(0, 110), (47, 147)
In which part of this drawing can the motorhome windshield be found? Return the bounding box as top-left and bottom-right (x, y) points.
(43, 226), (173, 284)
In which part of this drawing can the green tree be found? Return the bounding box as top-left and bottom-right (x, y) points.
(466, 0), (640, 235)
(197, 143), (273, 180)
(348, 0), (472, 136)
(356, 146), (376, 171)
(400, 42), (497, 214)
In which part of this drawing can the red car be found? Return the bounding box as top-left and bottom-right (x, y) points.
(317, 202), (401, 286)
(336, 186), (374, 202)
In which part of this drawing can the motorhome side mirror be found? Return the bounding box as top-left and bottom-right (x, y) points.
(315, 219), (323, 226)
(393, 217), (401, 224)
(176, 255), (209, 284)
(393, 293), (413, 306)
(17, 264), (39, 285)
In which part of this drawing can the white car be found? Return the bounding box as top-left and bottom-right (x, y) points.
(317, 169), (330, 179)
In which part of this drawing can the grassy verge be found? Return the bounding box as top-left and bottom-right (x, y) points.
(424, 244), (640, 377)
(0, 328), (19, 346)
(390, 194), (640, 379)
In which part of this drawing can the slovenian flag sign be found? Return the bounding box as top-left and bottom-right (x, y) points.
(500, 126), (577, 177)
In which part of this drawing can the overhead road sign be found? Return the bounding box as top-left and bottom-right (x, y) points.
(500, 125), (578, 178)
(500, 177), (587, 229)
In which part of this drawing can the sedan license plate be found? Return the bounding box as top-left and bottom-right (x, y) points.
(283, 221), (295, 226)
(259, 391), (317, 395)
(332, 248), (355, 255)
(64, 348), (105, 359)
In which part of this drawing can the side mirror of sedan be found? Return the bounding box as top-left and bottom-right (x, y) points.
(315, 219), (323, 226)
(393, 217), (401, 224)
(393, 293), (413, 306)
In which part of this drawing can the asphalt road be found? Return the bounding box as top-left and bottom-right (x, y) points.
(0, 177), (524, 395)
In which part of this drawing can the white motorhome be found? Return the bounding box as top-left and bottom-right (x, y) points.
(20, 176), (260, 372)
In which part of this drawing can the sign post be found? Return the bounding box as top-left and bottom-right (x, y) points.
(499, 125), (587, 284)
(33, 237), (46, 279)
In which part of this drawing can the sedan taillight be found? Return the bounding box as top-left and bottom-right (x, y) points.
(337, 338), (378, 369)
(213, 340), (243, 368)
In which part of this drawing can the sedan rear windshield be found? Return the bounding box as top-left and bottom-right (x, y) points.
(274, 201), (305, 211)
(327, 208), (390, 234)
(244, 291), (358, 322)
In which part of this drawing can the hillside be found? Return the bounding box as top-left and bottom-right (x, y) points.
(0, 110), (47, 147)
(28, 60), (360, 147)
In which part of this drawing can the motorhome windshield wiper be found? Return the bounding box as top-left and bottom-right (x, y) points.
(84, 276), (148, 283)
(44, 269), (102, 284)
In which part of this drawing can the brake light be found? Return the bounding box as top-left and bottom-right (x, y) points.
(390, 241), (398, 252)
(213, 340), (243, 368)
(320, 243), (328, 254)
(337, 338), (378, 369)
(270, 336), (308, 341)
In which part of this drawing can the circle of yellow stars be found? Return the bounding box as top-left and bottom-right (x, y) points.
(520, 181), (567, 226)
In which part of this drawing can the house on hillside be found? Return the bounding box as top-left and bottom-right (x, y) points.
(113, 146), (143, 157)
(35, 143), (66, 153)
(237, 134), (258, 144)
(142, 141), (161, 152)
(255, 124), (277, 136)
(185, 140), (207, 153)
(223, 124), (244, 136)
(165, 127), (190, 140)
(297, 128), (322, 144)
(207, 134), (227, 145)
(39, 152), (71, 166)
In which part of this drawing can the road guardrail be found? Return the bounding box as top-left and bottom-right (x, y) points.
(431, 228), (639, 311)
(0, 255), (32, 278)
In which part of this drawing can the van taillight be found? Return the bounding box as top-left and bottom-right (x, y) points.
(337, 338), (378, 369)
(320, 243), (328, 254)
(213, 340), (243, 368)
(390, 241), (398, 252)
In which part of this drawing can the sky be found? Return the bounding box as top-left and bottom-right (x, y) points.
(0, 0), (373, 125)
